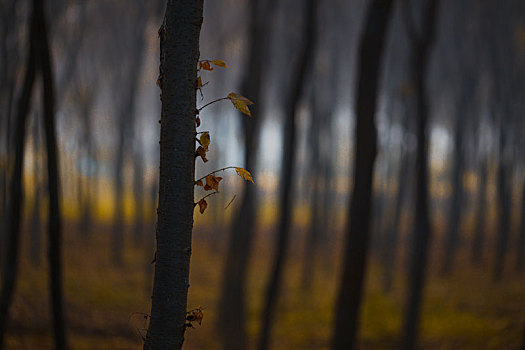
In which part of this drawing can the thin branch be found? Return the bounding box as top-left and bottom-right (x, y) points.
(195, 166), (237, 184)
(197, 97), (228, 112)
(194, 191), (219, 206)
(224, 194), (237, 210)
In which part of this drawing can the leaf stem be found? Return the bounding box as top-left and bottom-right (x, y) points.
(194, 191), (219, 207)
(197, 97), (228, 112)
(195, 166), (238, 183)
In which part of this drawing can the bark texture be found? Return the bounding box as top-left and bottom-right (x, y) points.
(144, 0), (203, 349)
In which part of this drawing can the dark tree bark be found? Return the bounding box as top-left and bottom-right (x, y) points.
(331, 1), (395, 349)
(258, 1), (318, 349)
(0, 10), (37, 349)
(401, 0), (440, 349)
(143, 0), (203, 348)
(217, 1), (275, 348)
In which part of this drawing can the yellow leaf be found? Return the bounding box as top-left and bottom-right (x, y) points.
(197, 199), (207, 214)
(211, 59), (228, 69)
(200, 132), (210, 151)
(235, 167), (254, 183)
(205, 174), (222, 191)
(227, 92), (253, 117)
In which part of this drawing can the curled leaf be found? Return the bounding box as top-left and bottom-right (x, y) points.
(205, 174), (222, 191)
(235, 167), (254, 183)
(196, 146), (208, 162)
(196, 76), (203, 88)
(197, 199), (207, 214)
(196, 179), (203, 187)
(196, 116), (201, 127)
(200, 61), (213, 71)
(211, 59), (228, 68)
(227, 92), (254, 117)
(200, 132), (210, 151)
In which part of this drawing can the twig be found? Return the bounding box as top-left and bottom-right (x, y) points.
(224, 194), (237, 210)
(195, 166), (238, 183)
(194, 191), (219, 206)
(197, 97), (228, 112)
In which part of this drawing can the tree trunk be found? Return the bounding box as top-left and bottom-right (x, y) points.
(401, 1), (440, 349)
(34, 0), (67, 347)
(112, 3), (148, 266)
(258, 1), (317, 349)
(331, 1), (394, 349)
(493, 120), (511, 281)
(471, 155), (488, 264)
(217, 1), (275, 348)
(0, 9), (37, 348)
(516, 177), (525, 272)
(143, 0), (203, 348)
(441, 103), (466, 275)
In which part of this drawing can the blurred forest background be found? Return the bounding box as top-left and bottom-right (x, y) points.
(1, 0), (525, 349)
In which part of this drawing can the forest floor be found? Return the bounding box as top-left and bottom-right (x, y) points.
(3, 220), (525, 349)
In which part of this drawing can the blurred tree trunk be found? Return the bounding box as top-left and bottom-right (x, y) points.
(217, 1), (275, 347)
(34, 0), (67, 346)
(143, 0), (202, 348)
(30, 113), (43, 267)
(517, 178), (525, 272)
(381, 103), (411, 292)
(0, 8), (37, 348)
(493, 119), (511, 281)
(258, 1), (317, 349)
(79, 90), (95, 238)
(471, 155), (488, 264)
(300, 82), (322, 291)
(401, 0), (440, 349)
(441, 96), (466, 275)
(111, 2), (148, 266)
(133, 144), (145, 245)
(331, 0), (394, 349)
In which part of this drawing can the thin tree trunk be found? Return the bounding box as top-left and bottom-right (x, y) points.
(0, 10), (37, 348)
(493, 120), (511, 281)
(471, 156), (488, 264)
(258, 1), (317, 349)
(441, 106), (465, 275)
(30, 113), (43, 267)
(381, 109), (411, 292)
(111, 5), (148, 266)
(516, 177), (525, 271)
(217, 1), (275, 347)
(34, 0), (67, 347)
(331, 1), (394, 349)
(401, 1), (440, 349)
(143, 0), (203, 348)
